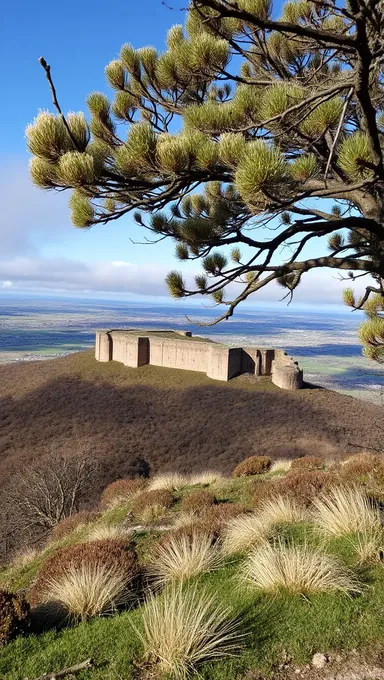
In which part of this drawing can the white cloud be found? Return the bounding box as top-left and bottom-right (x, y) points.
(1, 281), (12, 288)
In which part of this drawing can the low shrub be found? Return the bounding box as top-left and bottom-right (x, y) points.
(0, 590), (30, 645)
(291, 457), (325, 471)
(274, 470), (333, 507)
(312, 486), (382, 537)
(199, 503), (247, 531)
(133, 583), (243, 679)
(51, 511), (100, 542)
(29, 539), (140, 609)
(339, 453), (384, 487)
(232, 456), (272, 478)
(242, 541), (361, 595)
(251, 479), (276, 508)
(148, 531), (222, 585)
(100, 479), (145, 510)
(131, 490), (174, 522)
(180, 490), (216, 515)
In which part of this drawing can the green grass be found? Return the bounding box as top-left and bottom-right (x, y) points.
(3, 545), (384, 679)
(4, 459), (384, 678)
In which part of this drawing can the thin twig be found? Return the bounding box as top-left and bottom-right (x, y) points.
(324, 87), (354, 185)
(38, 56), (81, 151)
(26, 658), (94, 680)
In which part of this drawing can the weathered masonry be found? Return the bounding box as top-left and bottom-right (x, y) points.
(95, 329), (304, 389)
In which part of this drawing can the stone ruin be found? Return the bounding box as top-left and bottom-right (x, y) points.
(95, 329), (303, 390)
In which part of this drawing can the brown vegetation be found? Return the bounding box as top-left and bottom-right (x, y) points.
(232, 456), (272, 477)
(0, 351), (383, 557)
(131, 490), (174, 520)
(51, 511), (100, 542)
(291, 457), (325, 471)
(0, 590), (30, 645)
(100, 479), (145, 510)
(179, 490), (216, 515)
(28, 539), (139, 607)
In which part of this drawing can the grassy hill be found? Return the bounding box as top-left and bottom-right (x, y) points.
(2, 457), (384, 679)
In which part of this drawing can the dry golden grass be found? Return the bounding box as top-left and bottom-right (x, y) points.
(349, 527), (384, 564)
(43, 562), (130, 621)
(312, 486), (382, 537)
(86, 525), (132, 542)
(270, 459), (293, 474)
(139, 504), (170, 524)
(11, 547), (39, 569)
(148, 531), (221, 586)
(148, 473), (189, 492)
(242, 541), (361, 595)
(259, 495), (307, 527)
(188, 471), (224, 487)
(132, 583), (244, 679)
(222, 514), (268, 555)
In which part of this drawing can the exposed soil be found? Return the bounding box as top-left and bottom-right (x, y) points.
(0, 350), (383, 498)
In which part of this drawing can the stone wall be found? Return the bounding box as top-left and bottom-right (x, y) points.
(95, 329), (303, 389)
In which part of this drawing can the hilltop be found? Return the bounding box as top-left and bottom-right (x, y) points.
(0, 349), (382, 492)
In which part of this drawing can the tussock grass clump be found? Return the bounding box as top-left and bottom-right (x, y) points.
(270, 459), (292, 474)
(43, 562), (131, 621)
(232, 456), (272, 478)
(291, 456), (325, 471)
(51, 511), (100, 541)
(131, 490), (174, 522)
(0, 590), (30, 645)
(86, 524), (132, 542)
(188, 471), (224, 486)
(312, 486), (382, 537)
(29, 539), (140, 608)
(222, 513), (267, 554)
(180, 490), (216, 515)
(133, 584), (244, 679)
(259, 495), (307, 527)
(242, 541), (361, 595)
(100, 478), (145, 509)
(148, 473), (189, 492)
(11, 547), (39, 569)
(148, 531), (221, 585)
(349, 527), (384, 564)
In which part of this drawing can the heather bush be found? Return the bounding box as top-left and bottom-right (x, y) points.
(273, 471), (333, 507)
(51, 511), (100, 541)
(180, 490), (216, 515)
(232, 456), (272, 478)
(251, 479), (276, 508)
(29, 539), (140, 608)
(199, 503), (247, 531)
(100, 478), (145, 509)
(291, 457), (325, 472)
(131, 490), (174, 521)
(0, 590), (30, 645)
(340, 453), (384, 487)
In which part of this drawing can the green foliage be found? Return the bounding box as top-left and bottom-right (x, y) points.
(235, 141), (288, 208)
(69, 191), (95, 228)
(26, 112), (73, 161)
(338, 133), (374, 179)
(166, 271), (185, 298)
(290, 154), (317, 182)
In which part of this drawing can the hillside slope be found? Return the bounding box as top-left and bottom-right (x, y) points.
(0, 351), (382, 495)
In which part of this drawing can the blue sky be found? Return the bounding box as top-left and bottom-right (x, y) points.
(0, 0), (365, 307)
